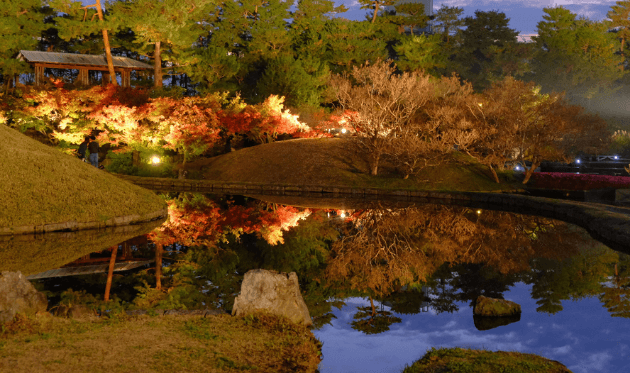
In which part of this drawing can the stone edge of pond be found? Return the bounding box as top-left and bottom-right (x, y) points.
(114, 175), (630, 254)
(0, 208), (168, 236)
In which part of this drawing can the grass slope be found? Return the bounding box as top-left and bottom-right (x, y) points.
(0, 125), (165, 229)
(0, 313), (321, 373)
(191, 138), (519, 192)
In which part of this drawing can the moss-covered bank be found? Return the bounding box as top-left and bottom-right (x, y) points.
(0, 125), (166, 233)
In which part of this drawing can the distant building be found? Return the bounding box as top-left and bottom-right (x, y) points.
(517, 34), (537, 43)
(384, 0), (434, 34)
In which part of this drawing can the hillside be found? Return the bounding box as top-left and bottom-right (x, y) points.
(188, 137), (520, 192)
(0, 125), (166, 232)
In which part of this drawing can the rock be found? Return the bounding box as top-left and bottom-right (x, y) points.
(0, 271), (48, 324)
(232, 269), (312, 326)
(473, 295), (521, 317)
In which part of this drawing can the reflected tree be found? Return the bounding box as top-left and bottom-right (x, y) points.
(351, 296), (402, 335)
(600, 254), (630, 318)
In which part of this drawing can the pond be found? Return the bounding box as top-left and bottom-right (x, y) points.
(2, 192), (629, 372)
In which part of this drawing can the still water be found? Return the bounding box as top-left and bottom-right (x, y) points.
(3, 192), (629, 372)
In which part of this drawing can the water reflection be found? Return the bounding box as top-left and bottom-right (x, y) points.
(0, 219), (164, 275)
(11, 192), (630, 372)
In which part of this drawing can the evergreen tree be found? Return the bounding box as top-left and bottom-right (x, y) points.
(451, 10), (520, 91)
(394, 2), (428, 35)
(255, 55), (330, 108)
(108, 0), (214, 88)
(51, 0), (119, 85)
(394, 33), (446, 73)
(532, 7), (625, 104)
(322, 19), (389, 74)
(0, 0), (47, 91)
(290, 0), (347, 59)
(608, 1), (630, 56)
(358, 0), (395, 24)
(433, 4), (464, 43)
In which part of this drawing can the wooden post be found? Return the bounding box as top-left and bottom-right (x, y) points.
(121, 69), (131, 87)
(155, 244), (163, 290)
(35, 65), (44, 86)
(77, 68), (89, 85)
(102, 72), (110, 86)
(104, 245), (118, 301)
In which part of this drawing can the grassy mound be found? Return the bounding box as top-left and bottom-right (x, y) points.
(403, 347), (571, 373)
(189, 138), (520, 192)
(0, 125), (165, 230)
(0, 312), (321, 373)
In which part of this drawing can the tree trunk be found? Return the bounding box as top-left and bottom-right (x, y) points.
(155, 244), (163, 290)
(370, 296), (376, 317)
(371, 2), (378, 23)
(178, 155), (186, 179)
(522, 161), (540, 184)
(154, 41), (163, 88)
(489, 166), (500, 184)
(95, 0), (117, 86)
(104, 245), (118, 301)
(369, 153), (380, 176)
(132, 150), (140, 167)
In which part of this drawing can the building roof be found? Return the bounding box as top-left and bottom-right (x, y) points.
(26, 260), (153, 280)
(17, 50), (153, 70)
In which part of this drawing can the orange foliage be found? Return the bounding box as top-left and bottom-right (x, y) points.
(149, 195), (311, 247)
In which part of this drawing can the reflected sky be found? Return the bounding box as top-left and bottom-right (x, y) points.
(314, 282), (630, 373)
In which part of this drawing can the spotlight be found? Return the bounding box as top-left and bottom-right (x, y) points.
(341, 128), (347, 134)
(151, 155), (161, 165)
(576, 159), (581, 164)
(614, 155), (619, 160)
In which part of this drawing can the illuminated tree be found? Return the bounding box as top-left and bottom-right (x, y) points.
(331, 60), (434, 175)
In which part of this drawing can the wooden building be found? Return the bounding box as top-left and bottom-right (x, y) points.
(17, 50), (153, 87)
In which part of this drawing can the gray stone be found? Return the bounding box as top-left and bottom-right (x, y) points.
(473, 295), (521, 317)
(0, 271), (48, 324)
(232, 269), (312, 326)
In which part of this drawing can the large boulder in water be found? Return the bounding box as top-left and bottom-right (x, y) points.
(0, 271), (47, 324)
(473, 295), (521, 317)
(232, 269), (312, 326)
